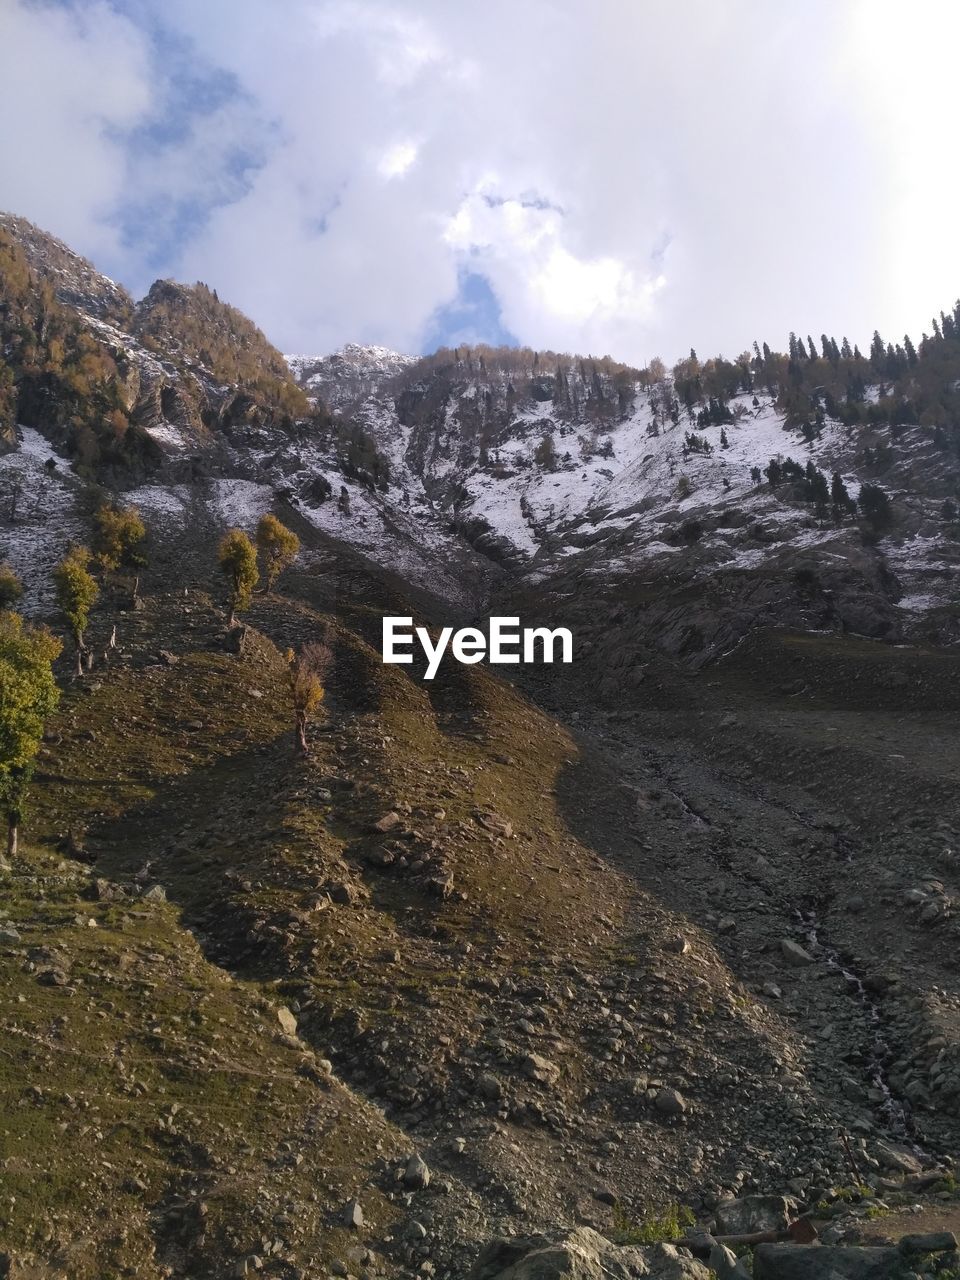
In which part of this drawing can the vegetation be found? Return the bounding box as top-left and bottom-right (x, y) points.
(534, 433), (557, 467)
(218, 528), (259, 625)
(54, 545), (99, 675)
(287, 641), (332, 752)
(611, 1202), (695, 1245)
(665, 302), (960, 482)
(133, 279), (309, 422)
(335, 420), (391, 490)
(0, 562), (23, 608)
(0, 611), (61, 855)
(93, 502), (147, 571)
(0, 227), (160, 477)
(256, 513), (300, 590)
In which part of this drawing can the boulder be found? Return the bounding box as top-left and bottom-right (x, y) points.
(898, 1232), (957, 1254)
(781, 939), (815, 966)
(521, 1053), (560, 1086)
(404, 1153), (430, 1190)
(655, 1087), (688, 1116)
(715, 1194), (793, 1236)
(470, 1229), (712, 1280)
(753, 1245), (899, 1280)
(276, 1006), (298, 1037)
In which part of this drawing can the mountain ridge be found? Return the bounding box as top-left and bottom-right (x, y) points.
(1, 211), (960, 1277)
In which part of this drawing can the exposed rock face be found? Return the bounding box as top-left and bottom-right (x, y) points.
(0, 210), (133, 324)
(469, 1230), (713, 1280)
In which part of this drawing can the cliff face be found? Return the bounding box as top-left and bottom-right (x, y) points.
(0, 214), (314, 482)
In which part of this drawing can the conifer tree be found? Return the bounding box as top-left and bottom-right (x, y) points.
(830, 473), (852, 522)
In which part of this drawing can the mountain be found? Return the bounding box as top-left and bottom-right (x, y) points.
(1, 213), (959, 1280)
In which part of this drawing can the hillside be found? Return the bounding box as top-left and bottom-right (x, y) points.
(0, 214), (959, 1279)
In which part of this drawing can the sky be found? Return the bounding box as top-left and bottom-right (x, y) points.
(1, 0), (959, 366)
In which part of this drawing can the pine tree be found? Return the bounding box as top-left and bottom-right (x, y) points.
(870, 330), (885, 368)
(858, 483), (893, 532)
(765, 458), (783, 488)
(830, 473), (851, 522)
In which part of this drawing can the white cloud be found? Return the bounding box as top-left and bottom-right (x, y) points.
(2, 0), (959, 363)
(0, 0), (153, 259)
(378, 140), (419, 180)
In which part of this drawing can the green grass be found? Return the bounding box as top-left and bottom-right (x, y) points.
(611, 1202), (696, 1245)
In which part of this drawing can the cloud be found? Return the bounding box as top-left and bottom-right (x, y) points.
(1, 0), (958, 362)
(0, 0), (153, 260)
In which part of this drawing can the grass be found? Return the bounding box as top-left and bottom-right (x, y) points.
(611, 1202), (696, 1245)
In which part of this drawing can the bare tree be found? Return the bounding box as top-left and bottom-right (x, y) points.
(286, 640), (333, 753)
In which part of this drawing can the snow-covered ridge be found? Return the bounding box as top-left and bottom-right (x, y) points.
(286, 344), (416, 381)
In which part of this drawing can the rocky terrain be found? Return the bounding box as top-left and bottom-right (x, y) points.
(0, 214), (959, 1279)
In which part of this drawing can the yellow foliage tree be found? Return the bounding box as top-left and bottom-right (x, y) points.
(0, 611), (62, 855)
(256, 514), (300, 591)
(286, 642), (332, 753)
(218, 529), (259, 626)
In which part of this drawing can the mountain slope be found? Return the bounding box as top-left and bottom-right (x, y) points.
(1, 213), (959, 1278)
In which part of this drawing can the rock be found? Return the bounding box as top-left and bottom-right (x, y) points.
(762, 982), (783, 999)
(665, 935), (690, 954)
(373, 811), (401, 833)
(475, 812), (514, 838)
(655, 1087), (687, 1116)
(0, 924), (21, 944)
(477, 1072), (502, 1101)
(158, 649), (178, 666)
(142, 884), (167, 903)
(521, 1053), (560, 1086)
(37, 966), (70, 986)
(873, 1141), (922, 1175)
(327, 882), (358, 905)
(469, 1229), (712, 1280)
(715, 1194), (792, 1236)
(342, 1198), (364, 1229)
(718, 916), (737, 933)
(898, 1232), (957, 1253)
(276, 1007), (298, 1037)
(427, 874), (455, 899)
(753, 1244), (898, 1280)
(781, 939), (815, 966)
(709, 1241), (752, 1280)
(404, 1153), (430, 1190)
(90, 877), (125, 902)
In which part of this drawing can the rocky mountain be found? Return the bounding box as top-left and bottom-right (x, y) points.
(1, 213), (959, 1280)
